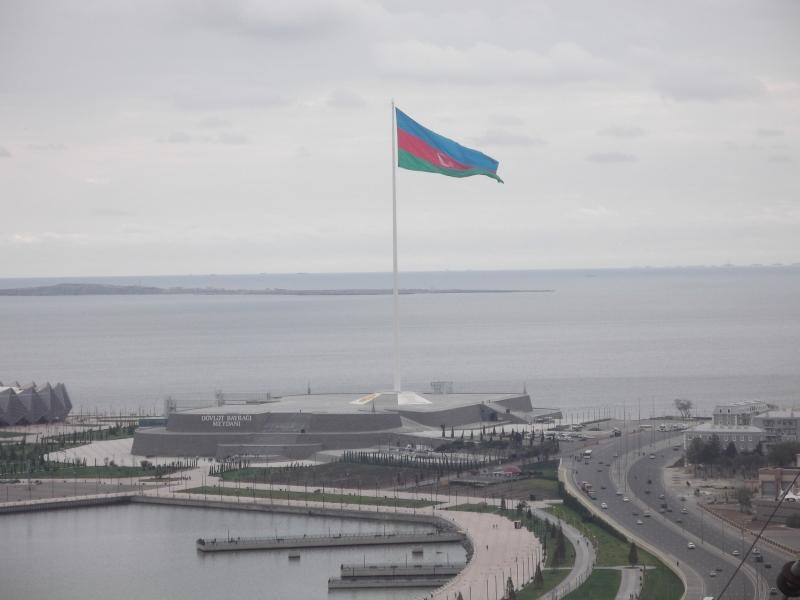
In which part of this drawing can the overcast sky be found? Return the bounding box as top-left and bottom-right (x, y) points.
(1, 1), (798, 277)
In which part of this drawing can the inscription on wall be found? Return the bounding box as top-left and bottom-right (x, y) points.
(200, 415), (253, 428)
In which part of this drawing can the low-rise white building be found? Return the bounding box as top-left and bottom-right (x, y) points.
(712, 400), (769, 426)
(752, 410), (800, 443)
(683, 423), (765, 453)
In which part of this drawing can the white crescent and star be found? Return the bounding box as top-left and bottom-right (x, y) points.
(436, 152), (455, 168)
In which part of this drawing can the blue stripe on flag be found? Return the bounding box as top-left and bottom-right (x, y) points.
(396, 109), (499, 173)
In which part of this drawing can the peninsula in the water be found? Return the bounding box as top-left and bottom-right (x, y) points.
(0, 283), (553, 297)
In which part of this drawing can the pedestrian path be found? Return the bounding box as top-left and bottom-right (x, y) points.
(2, 462), (600, 600)
(614, 566), (642, 600)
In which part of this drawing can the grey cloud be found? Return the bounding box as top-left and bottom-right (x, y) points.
(160, 131), (248, 145)
(327, 89), (366, 109)
(599, 126), (645, 138)
(163, 131), (194, 144)
(215, 132), (249, 145)
(197, 117), (232, 129)
(656, 67), (765, 102)
(758, 128), (784, 137)
(187, 2), (353, 40)
(92, 207), (133, 218)
(173, 90), (291, 111)
(586, 152), (637, 163)
(28, 143), (67, 152)
(472, 129), (545, 147)
(0, 146), (11, 157)
(489, 114), (525, 127)
(376, 40), (618, 85)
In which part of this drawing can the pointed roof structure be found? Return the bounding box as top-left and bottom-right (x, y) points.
(0, 388), (27, 426)
(15, 385), (47, 423)
(58, 383), (73, 414)
(0, 382), (73, 425)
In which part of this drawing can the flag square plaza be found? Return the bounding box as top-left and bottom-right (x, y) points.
(395, 108), (503, 183)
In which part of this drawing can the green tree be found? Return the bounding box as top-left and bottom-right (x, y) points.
(552, 526), (566, 565)
(534, 562), (544, 585)
(506, 576), (516, 599)
(767, 441), (800, 467)
(674, 398), (693, 419)
(686, 437), (705, 474)
(628, 541), (639, 566)
(735, 487), (754, 512)
(724, 441), (738, 459)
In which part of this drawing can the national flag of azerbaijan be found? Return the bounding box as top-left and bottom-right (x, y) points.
(396, 108), (503, 183)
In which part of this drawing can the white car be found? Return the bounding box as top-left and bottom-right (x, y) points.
(636, 519), (643, 525)
(616, 491), (623, 496)
(687, 542), (696, 549)
(623, 496), (630, 502)
(601, 502), (608, 509)
(649, 454), (656, 459)
(732, 550), (740, 557)
(680, 508), (688, 514)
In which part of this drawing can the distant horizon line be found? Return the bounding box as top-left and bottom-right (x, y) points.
(2, 262), (799, 281)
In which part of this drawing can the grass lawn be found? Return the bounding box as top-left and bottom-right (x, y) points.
(447, 502), (575, 569)
(182, 485), (438, 508)
(517, 569), (571, 600)
(562, 568), (620, 600)
(445, 502), (497, 513)
(22, 465), (174, 478)
(547, 503), (662, 567)
(548, 499), (683, 600)
(640, 562), (683, 600)
(503, 477), (560, 499)
(217, 462), (444, 489)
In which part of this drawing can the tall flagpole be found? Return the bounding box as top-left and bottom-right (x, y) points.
(391, 99), (401, 393)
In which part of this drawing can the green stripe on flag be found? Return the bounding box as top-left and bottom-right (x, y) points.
(398, 149), (503, 183)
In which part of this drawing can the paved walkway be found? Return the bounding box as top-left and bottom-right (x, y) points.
(532, 507), (595, 600)
(614, 566), (642, 600)
(2, 462), (600, 600)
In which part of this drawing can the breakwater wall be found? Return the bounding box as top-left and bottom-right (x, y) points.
(0, 493), (133, 515)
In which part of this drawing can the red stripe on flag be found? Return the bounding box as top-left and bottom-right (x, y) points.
(397, 128), (471, 171)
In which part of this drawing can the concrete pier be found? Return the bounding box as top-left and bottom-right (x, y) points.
(328, 577), (450, 589)
(196, 531), (465, 552)
(339, 563), (465, 578)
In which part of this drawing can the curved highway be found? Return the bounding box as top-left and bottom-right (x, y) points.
(625, 433), (783, 599)
(568, 427), (772, 599)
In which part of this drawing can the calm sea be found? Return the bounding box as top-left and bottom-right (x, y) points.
(0, 504), (462, 600)
(1, 267), (798, 417)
